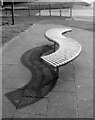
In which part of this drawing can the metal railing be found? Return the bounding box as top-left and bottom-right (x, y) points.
(2, 1), (90, 24)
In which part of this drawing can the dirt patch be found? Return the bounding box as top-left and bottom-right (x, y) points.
(2, 22), (33, 46)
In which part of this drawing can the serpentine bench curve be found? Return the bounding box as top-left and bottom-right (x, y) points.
(41, 28), (81, 76)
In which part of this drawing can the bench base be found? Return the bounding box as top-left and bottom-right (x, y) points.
(56, 67), (59, 78)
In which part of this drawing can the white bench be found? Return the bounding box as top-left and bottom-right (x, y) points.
(41, 28), (81, 77)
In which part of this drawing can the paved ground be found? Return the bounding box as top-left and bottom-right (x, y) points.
(2, 19), (93, 118)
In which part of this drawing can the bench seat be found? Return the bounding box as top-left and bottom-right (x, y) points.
(41, 28), (81, 68)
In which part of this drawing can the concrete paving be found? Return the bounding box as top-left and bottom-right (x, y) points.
(2, 19), (93, 118)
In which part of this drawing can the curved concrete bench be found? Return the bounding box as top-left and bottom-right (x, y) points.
(41, 28), (81, 76)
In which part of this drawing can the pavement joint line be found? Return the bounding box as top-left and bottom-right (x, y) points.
(45, 97), (50, 118)
(33, 113), (47, 116)
(52, 90), (76, 93)
(47, 91), (76, 93)
(2, 63), (19, 64)
(72, 62), (79, 118)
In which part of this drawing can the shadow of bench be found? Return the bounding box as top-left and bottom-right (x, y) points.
(5, 45), (58, 109)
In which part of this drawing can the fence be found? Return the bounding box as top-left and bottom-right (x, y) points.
(2, 2), (73, 24)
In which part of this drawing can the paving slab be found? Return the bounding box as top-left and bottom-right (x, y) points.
(76, 76), (93, 88)
(2, 77), (30, 89)
(77, 100), (93, 118)
(2, 19), (93, 118)
(7, 63), (31, 80)
(47, 107), (78, 118)
(76, 87), (93, 101)
(2, 64), (16, 81)
(13, 98), (48, 118)
(53, 79), (76, 92)
(2, 101), (16, 118)
(46, 91), (77, 118)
